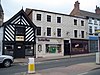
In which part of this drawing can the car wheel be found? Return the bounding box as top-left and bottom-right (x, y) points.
(3, 60), (11, 67)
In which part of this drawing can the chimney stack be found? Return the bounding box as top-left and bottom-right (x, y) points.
(95, 5), (100, 15)
(74, 1), (80, 10)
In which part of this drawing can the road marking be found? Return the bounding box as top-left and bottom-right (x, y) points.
(77, 72), (89, 75)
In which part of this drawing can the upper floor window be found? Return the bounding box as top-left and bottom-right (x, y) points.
(57, 17), (61, 23)
(74, 30), (77, 38)
(36, 14), (41, 21)
(74, 19), (77, 25)
(94, 19), (98, 25)
(88, 19), (92, 24)
(89, 26), (93, 35)
(81, 31), (84, 38)
(57, 28), (61, 37)
(37, 27), (41, 36)
(47, 27), (51, 36)
(16, 27), (25, 36)
(47, 15), (51, 22)
(81, 20), (84, 26)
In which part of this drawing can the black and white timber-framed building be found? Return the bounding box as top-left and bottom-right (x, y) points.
(2, 9), (36, 58)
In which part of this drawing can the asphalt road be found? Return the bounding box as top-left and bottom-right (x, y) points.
(0, 55), (96, 75)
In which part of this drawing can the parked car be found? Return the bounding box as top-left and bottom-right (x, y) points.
(0, 55), (13, 67)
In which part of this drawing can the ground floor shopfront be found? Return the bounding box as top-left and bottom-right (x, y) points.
(2, 9), (36, 58)
(89, 36), (98, 53)
(35, 37), (64, 58)
(35, 38), (89, 58)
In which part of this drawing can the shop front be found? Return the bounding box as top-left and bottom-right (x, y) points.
(71, 39), (89, 55)
(36, 37), (63, 58)
(89, 36), (98, 53)
(2, 9), (36, 58)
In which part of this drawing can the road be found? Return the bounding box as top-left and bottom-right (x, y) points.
(0, 55), (96, 75)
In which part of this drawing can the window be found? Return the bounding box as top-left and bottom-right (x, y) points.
(81, 20), (84, 26)
(46, 44), (61, 53)
(57, 28), (61, 37)
(37, 27), (41, 36)
(94, 19), (97, 25)
(16, 27), (25, 36)
(81, 31), (84, 38)
(74, 19), (77, 25)
(36, 14), (41, 21)
(89, 26), (92, 35)
(94, 27), (97, 32)
(47, 15), (51, 22)
(74, 30), (77, 37)
(88, 19), (92, 24)
(57, 17), (61, 23)
(47, 27), (51, 36)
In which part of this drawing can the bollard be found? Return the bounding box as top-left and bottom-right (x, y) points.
(28, 58), (35, 74)
(96, 52), (100, 65)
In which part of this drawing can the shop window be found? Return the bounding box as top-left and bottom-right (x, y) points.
(46, 44), (61, 53)
(5, 45), (14, 50)
(4, 45), (14, 56)
(25, 45), (33, 56)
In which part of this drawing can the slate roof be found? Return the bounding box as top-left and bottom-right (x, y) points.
(80, 10), (100, 19)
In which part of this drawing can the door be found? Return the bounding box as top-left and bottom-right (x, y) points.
(64, 40), (70, 55)
(14, 42), (25, 58)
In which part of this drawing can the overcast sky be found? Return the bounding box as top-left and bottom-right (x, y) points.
(2, 0), (100, 22)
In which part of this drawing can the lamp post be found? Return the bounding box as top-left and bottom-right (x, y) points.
(96, 33), (100, 64)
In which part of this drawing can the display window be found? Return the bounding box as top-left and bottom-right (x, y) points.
(46, 44), (61, 53)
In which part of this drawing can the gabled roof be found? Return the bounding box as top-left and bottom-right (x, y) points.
(80, 10), (100, 19)
(0, 3), (3, 12)
(3, 9), (36, 28)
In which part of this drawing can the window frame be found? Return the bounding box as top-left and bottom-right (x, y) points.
(36, 14), (41, 21)
(37, 27), (41, 36)
(47, 27), (51, 36)
(47, 15), (51, 22)
(57, 17), (61, 23)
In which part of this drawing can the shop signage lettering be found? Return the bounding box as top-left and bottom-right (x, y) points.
(38, 38), (50, 41)
(16, 36), (24, 41)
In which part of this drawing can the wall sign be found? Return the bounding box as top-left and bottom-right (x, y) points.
(38, 38), (50, 41)
(16, 36), (24, 41)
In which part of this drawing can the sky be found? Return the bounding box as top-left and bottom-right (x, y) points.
(1, 0), (100, 22)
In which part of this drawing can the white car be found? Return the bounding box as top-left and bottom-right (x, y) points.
(0, 55), (13, 67)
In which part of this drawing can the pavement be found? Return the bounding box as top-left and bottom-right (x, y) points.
(14, 53), (100, 75)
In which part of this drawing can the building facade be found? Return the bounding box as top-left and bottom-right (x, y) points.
(2, 9), (37, 58)
(70, 1), (100, 53)
(0, 2), (4, 55)
(25, 8), (88, 58)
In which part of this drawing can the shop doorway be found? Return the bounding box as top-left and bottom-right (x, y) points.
(14, 42), (25, 58)
(64, 40), (70, 55)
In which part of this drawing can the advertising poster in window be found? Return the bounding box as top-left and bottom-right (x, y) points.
(71, 39), (89, 54)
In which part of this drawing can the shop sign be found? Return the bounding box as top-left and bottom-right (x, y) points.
(38, 38), (50, 41)
(16, 36), (24, 41)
